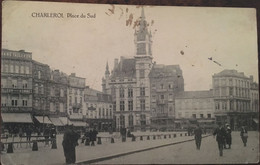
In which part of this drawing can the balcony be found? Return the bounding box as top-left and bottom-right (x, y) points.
(72, 103), (82, 109)
(1, 106), (33, 112)
(1, 88), (32, 94)
(157, 100), (166, 105)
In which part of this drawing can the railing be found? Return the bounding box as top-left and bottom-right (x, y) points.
(1, 88), (32, 94)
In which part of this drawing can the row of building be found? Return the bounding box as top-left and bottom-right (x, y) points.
(1, 8), (259, 132)
(1, 49), (113, 132)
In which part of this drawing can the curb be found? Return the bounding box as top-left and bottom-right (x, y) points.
(76, 134), (212, 164)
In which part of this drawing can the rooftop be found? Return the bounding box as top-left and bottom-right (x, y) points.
(175, 90), (213, 99)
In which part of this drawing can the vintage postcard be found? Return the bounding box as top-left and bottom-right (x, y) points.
(1, 1), (259, 164)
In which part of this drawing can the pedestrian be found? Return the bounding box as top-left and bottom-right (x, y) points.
(240, 125), (248, 147)
(18, 127), (23, 140)
(26, 126), (32, 141)
(213, 123), (227, 156)
(194, 124), (203, 150)
(120, 127), (127, 142)
(226, 124), (232, 149)
(89, 129), (95, 146)
(62, 124), (80, 164)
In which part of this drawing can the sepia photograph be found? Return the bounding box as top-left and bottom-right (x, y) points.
(1, 0), (259, 164)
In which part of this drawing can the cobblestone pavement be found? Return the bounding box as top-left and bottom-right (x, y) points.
(96, 131), (259, 164)
(1, 131), (190, 165)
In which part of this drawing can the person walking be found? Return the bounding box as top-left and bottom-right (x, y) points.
(194, 124), (203, 150)
(226, 124), (232, 149)
(213, 123), (227, 156)
(240, 125), (248, 147)
(62, 125), (80, 164)
(26, 126), (32, 141)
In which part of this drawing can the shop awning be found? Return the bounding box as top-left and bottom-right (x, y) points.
(35, 116), (53, 124)
(59, 117), (72, 125)
(70, 121), (88, 127)
(198, 119), (215, 123)
(1, 113), (33, 123)
(50, 117), (64, 126)
(253, 118), (259, 124)
(69, 114), (83, 120)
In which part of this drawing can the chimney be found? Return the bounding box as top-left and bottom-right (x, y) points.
(114, 58), (119, 70)
(250, 75), (253, 81)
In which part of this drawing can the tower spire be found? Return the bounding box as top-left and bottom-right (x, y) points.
(105, 61), (110, 76)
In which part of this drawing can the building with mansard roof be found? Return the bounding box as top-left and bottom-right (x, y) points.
(149, 64), (184, 131)
(102, 8), (153, 131)
(212, 69), (255, 130)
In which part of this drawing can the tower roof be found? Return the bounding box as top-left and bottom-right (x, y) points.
(105, 61), (110, 75)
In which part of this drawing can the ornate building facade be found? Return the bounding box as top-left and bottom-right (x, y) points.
(67, 73), (85, 121)
(83, 86), (113, 131)
(212, 70), (254, 130)
(32, 60), (50, 115)
(175, 90), (215, 129)
(1, 49), (33, 113)
(149, 64), (184, 131)
(102, 8), (153, 131)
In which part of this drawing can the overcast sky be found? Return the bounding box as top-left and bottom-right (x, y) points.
(2, 1), (258, 91)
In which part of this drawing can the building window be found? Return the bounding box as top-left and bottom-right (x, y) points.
(192, 114), (196, 118)
(222, 101), (227, 110)
(38, 71), (41, 79)
(129, 115), (134, 127)
(128, 100), (133, 111)
(128, 88), (133, 98)
(140, 69), (145, 79)
(50, 102), (54, 112)
(60, 89), (64, 97)
(60, 103), (64, 112)
(12, 99), (18, 106)
(207, 114), (211, 118)
(160, 95), (164, 100)
(15, 65), (19, 73)
(229, 79), (233, 86)
(10, 65), (14, 73)
(140, 87), (145, 96)
(140, 99), (145, 111)
(120, 101), (125, 111)
(34, 84), (38, 93)
(12, 80), (17, 88)
(39, 84), (44, 94)
(229, 87), (233, 96)
(113, 101), (116, 111)
(25, 66), (29, 74)
(160, 84), (164, 89)
(169, 84), (173, 89)
(20, 66), (24, 74)
(111, 87), (116, 97)
(69, 96), (72, 105)
(221, 87), (226, 96)
(200, 114), (204, 118)
(4, 64), (8, 73)
(120, 115), (125, 128)
(215, 102), (220, 110)
(230, 100), (234, 110)
(119, 88), (124, 98)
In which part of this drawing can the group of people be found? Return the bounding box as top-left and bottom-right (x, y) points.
(81, 128), (98, 146)
(62, 126), (98, 164)
(194, 123), (248, 157)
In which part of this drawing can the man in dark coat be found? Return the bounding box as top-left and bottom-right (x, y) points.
(240, 126), (248, 147)
(120, 127), (127, 142)
(226, 125), (232, 149)
(194, 124), (203, 150)
(213, 123), (227, 156)
(62, 125), (80, 164)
